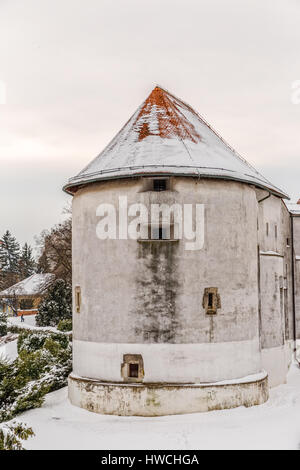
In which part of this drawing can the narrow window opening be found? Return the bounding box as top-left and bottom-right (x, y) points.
(153, 179), (167, 192)
(129, 363), (139, 378)
(275, 224), (278, 239)
(203, 287), (221, 315)
(266, 222), (269, 236)
(75, 286), (81, 313)
(287, 238), (290, 247)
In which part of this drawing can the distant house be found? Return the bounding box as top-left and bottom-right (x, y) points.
(0, 273), (55, 316)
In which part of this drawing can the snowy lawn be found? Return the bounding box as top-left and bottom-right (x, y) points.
(7, 315), (70, 335)
(9, 364), (300, 450)
(8, 315), (36, 329)
(0, 338), (18, 360)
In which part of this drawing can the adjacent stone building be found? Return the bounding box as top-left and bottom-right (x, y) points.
(64, 86), (299, 416)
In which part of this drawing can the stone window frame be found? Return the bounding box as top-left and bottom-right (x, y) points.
(121, 354), (144, 383)
(203, 287), (221, 315)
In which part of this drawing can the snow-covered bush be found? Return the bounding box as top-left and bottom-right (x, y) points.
(57, 318), (72, 332)
(17, 329), (69, 354)
(0, 422), (34, 450)
(0, 329), (72, 422)
(0, 311), (7, 337)
(36, 279), (72, 327)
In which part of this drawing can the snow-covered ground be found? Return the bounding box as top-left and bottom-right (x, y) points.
(9, 364), (300, 450)
(0, 338), (18, 360)
(7, 315), (69, 334)
(8, 315), (37, 328)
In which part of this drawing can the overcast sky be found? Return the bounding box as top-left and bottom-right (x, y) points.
(0, 0), (299, 248)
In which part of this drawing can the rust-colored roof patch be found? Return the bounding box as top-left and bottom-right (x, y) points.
(133, 86), (202, 143)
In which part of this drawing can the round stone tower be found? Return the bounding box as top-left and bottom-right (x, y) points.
(64, 86), (289, 416)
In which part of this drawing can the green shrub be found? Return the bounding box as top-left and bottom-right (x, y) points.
(57, 318), (72, 332)
(17, 331), (46, 354)
(0, 422), (34, 450)
(0, 312), (7, 337)
(7, 325), (22, 334)
(0, 329), (72, 423)
(36, 279), (72, 327)
(17, 329), (69, 354)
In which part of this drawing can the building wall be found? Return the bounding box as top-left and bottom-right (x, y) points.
(257, 195), (293, 385)
(293, 215), (300, 339)
(72, 177), (262, 383)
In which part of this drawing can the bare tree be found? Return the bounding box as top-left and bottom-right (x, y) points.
(36, 218), (72, 284)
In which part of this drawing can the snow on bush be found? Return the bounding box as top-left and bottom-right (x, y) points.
(0, 421), (34, 450)
(0, 329), (72, 422)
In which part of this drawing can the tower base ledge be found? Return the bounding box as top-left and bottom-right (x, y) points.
(68, 371), (269, 416)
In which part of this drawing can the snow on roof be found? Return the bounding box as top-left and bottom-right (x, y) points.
(64, 86), (288, 199)
(286, 201), (300, 215)
(0, 273), (55, 297)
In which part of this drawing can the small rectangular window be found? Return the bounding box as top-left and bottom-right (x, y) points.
(153, 179), (167, 191)
(266, 223), (269, 236)
(121, 354), (144, 382)
(275, 224), (278, 239)
(129, 363), (139, 378)
(287, 238), (290, 247)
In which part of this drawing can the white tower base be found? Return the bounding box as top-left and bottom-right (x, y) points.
(68, 371), (268, 417)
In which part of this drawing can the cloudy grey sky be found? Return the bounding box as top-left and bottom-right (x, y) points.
(0, 0), (299, 248)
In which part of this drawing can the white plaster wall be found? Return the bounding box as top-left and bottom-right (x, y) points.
(293, 216), (300, 339)
(261, 344), (290, 387)
(73, 338), (262, 383)
(259, 254), (285, 349)
(258, 196), (293, 342)
(72, 177), (261, 383)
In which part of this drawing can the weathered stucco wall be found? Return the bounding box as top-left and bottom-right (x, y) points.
(72, 177), (262, 384)
(68, 371), (269, 416)
(293, 216), (300, 339)
(257, 195), (293, 383)
(73, 339), (261, 383)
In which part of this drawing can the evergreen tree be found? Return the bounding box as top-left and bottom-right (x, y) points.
(18, 243), (36, 279)
(36, 279), (72, 327)
(0, 231), (20, 289)
(0, 231), (20, 274)
(0, 311), (7, 337)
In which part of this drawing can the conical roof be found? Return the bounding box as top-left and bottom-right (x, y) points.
(64, 86), (288, 198)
